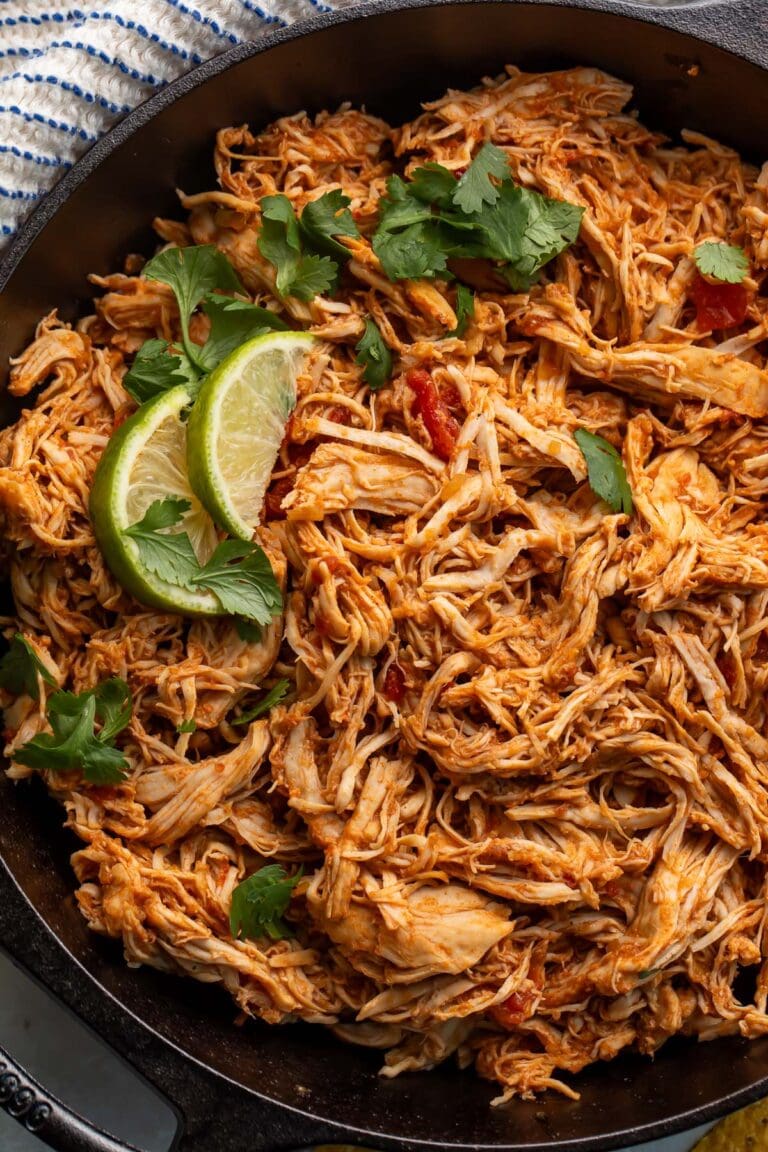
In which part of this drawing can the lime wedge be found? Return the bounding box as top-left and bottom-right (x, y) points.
(90, 385), (222, 615)
(186, 331), (315, 540)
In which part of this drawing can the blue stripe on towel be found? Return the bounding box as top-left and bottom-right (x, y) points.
(238, 0), (286, 26)
(0, 104), (99, 142)
(0, 41), (160, 84)
(0, 144), (72, 169)
(163, 0), (242, 43)
(8, 72), (133, 114)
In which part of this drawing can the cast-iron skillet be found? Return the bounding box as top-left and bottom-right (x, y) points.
(1, 2), (768, 1149)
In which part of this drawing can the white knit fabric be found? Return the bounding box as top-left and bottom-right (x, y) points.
(0, 0), (358, 245)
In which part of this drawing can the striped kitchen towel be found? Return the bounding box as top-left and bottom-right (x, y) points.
(0, 0), (358, 247)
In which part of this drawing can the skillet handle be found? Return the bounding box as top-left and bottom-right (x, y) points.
(0, 1043), (351, 1152)
(0, 1043), (142, 1152)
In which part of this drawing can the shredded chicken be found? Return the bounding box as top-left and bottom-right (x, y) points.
(4, 66), (768, 1105)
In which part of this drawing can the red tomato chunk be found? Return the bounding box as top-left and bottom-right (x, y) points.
(383, 663), (405, 703)
(264, 476), (293, 520)
(491, 990), (534, 1029)
(407, 368), (460, 461)
(692, 274), (748, 330)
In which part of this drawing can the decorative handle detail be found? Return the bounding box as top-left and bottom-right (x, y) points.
(0, 1062), (52, 1132)
(0, 1044), (143, 1152)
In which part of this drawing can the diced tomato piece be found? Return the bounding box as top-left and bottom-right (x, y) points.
(326, 405), (352, 425)
(692, 274), (749, 330)
(383, 662), (405, 703)
(264, 475), (293, 520)
(407, 368), (460, 461)
(491, 990), (534, 1029)
(439, 383), (462, 411)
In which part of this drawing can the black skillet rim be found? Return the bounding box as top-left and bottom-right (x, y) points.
(1, 1), (768, 1149)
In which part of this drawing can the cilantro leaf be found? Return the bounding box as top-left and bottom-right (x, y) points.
(94, 677), (132, 743)
(122, 339), (201, 405)
(372, 170), (582, 287)
(230, 864), (303, 941)
(124, 498), (200, 587)
(0, 634), (55, 701)
(467, 184), (584, 290)
(693, 242), (749, 285)
(128, 497), (190, 532)
(372, 176), (452, 281)
(130, 244), (297, 397)
(143, 245), (243, 368)
(375, 176), (435, 231)
(233, 679), (291, 725)
(574, 429), (633, 515)
(14, 677), (132, 784)
(287, 253), (339, 301)
(452, 143), (510, 214)
(234, 618), (264, 643)
(122, 501), (283, 625)
(374, 220), (450, 281)
(190, 540), (283, 626)
(72, 740), (130, 785)
(259, 195), (302, 266)
(408, 163), (458, 208)
(176, 718), (197, 734)
(638, 968), (660, 981)
(446, 284), (475, 338)
(196, 295), (289, 371)
(258, 194), (337, 301)
(299, 190), (360, 261)
(355, 318), (393, 391)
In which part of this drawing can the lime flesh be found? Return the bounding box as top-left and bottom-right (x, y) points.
(186, 331), (315, 539)
(89, 386), (222, 615)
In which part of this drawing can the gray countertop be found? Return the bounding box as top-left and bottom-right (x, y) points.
(1, 949), (713, 1152)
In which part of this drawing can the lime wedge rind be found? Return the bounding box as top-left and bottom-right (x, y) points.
(187, 331), (315, 540)
(89, 385), (222, 616)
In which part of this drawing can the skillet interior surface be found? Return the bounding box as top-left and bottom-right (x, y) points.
(2, 3), (768, 1149)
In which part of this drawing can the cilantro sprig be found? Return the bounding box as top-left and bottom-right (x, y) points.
(299, 189), (360, 260)
(125, 498), (199, 586)
(230, 863), (303, 941)
(196, 296), (289, 371)
(372, 144), (583, 290)
(452, 143), (510, 213)
(446, 284), (475, 338)
(257, 190), (361, 301)
(693, 242), (749, 285)
(574, 429), (633, 516)
(232, 679), (291, 725)
(125, 498), (282, 628)
(0, 634), (55, 701)
(189, 540), (283, 624)
(123, 244), (292, 406)
(122, 340), (199, 405)
(143, 245), (242, 370)
(373, 177), (450, 281)
(355, 318), (392, 390)
(14, 678), (132, 784)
